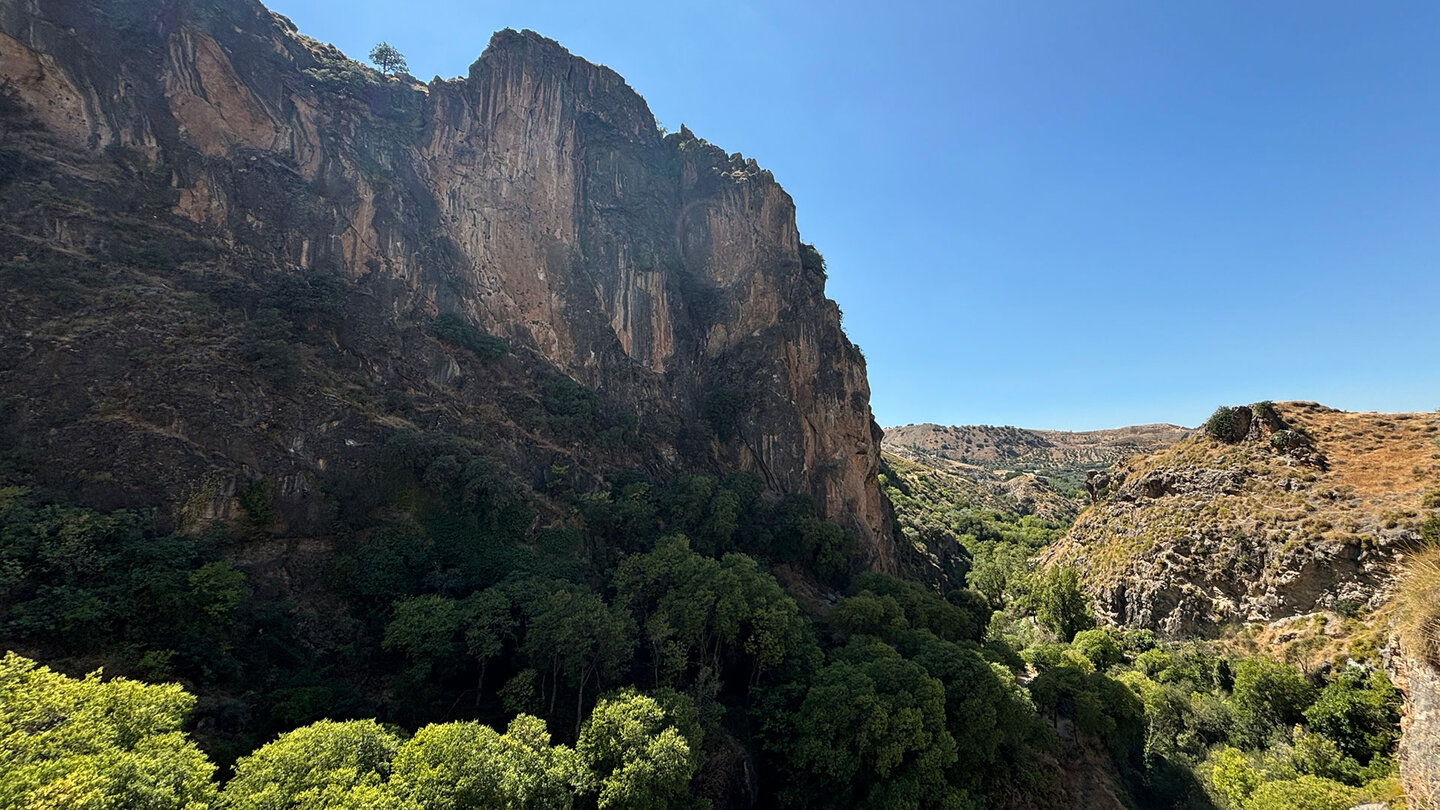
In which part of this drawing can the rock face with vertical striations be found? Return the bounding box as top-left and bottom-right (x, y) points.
(0, 0), (893, 564)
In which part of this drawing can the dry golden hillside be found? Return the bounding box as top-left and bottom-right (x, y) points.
(1049, 402), (1440, 637)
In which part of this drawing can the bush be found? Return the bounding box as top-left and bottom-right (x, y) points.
(1205, 407), (1238, 442)
(799, 242), (827, 278)
(432, 313), (508, 360)
(541, 377), (599, 440)
(703, 389), (748, 441)
(1303, 669), (1400, 766)
(1270, 429), (1306, 450)
(1134, 648), (1172, 678)
(1241, 775), (1360, 810)
(1253, 400), (1280, 427)
(262, 272), (346, 322)
(1204, 746), (1262, 809)
(240, 308), (301, 389)
(1072, 628), (1124, 671)
(1422, 515), (1440, 547)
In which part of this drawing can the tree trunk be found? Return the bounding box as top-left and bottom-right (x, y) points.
(549, 659), (560, 717)
(575, 664), (593, 738)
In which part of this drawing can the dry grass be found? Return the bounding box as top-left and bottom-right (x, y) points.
(1295, 406), (1440, 502)
(1055, 403), (1440, 584)
(1393, 548), (1440, 667)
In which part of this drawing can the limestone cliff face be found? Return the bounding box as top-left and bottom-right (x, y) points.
(0, 0), (892, 562)
(1388, 644), (1440, 809)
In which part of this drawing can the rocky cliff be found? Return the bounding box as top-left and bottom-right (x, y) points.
(1390, 644), (1440, 809)
(1049, 402), (1440, 637)
(0, 0), (892, 563)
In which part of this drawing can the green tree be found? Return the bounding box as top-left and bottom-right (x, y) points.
(1071, 628), (1124, 671)
(1241, 776), (1360, 810)
(463, 588), (517, 696)
(1229, 657), (1315, 747)
(1033, 566), (1095, 642)
(776, 636), (961, 809)
(1302, 668), (1400, 766)
(612, 535), (816, 691)
(516, 581), (635, 731)
(0, 652), (217, 810)
(902, 632), (1046, 796)
(240, 308), (301, 389)
(1203, 747), (1261, 809)
(220, 719), (409, 810)
(576, 690), (698, 810)
(390, 716), (579, 810)
(369, 42), (408, 76)
(966, 542), (1028, 610)
(384, 594), (468, 682)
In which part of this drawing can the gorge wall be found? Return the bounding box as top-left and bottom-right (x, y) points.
(0, 0), (893, 564)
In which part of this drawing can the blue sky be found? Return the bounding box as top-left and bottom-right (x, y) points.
(264, 0), (1440, 430)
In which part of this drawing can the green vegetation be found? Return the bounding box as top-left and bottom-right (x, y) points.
(0, 487), (246, 683)
(240, 308), (302, 389)
(432, 313), (508, 361)
(0, 405), (1413, 809)
(798, 242), (827, 279)
(1033, 566), (1095, 642)
(0, 653), (218, 810)
(879, 453), (1068, 589)
(1204, 406), (1240, 442)
(369, 42), (409, 76)
(702, 389), (748, 442)
(2, 653), (698, 809)
(878, 409), (1408, 809)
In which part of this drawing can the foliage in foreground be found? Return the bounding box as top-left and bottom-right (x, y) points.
(0, 653), (697, 810)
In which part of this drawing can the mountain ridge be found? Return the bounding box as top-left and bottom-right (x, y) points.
(0, 0), (894, 565)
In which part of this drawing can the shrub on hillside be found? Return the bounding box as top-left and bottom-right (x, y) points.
(1393, 549), (1440, 666)
(240, 308), (301, 389)
(1204, 407), (1239, 442)
(433, 313), (508, 360)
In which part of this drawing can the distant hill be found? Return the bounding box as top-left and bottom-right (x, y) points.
(884, 422), (1192, 474)
(882, 422), (1191, 523)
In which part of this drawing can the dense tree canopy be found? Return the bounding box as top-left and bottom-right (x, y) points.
(0, 652), (217, 810)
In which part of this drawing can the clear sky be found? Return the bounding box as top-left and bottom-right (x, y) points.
(264, 0), (1440, 430)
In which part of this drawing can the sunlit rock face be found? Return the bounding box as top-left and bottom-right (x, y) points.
(0, 0), (893, 564)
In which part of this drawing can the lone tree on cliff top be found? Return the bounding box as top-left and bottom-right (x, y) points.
(369, 42), (408, 76)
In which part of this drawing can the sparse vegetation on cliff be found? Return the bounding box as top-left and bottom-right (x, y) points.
(1049, 402), (1440, 635)
(1394, 548), (1440, 667)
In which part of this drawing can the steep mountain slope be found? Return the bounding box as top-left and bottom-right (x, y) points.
(0, 0), (893, 563)
(883, 421), (1190, 523)
(1049, 402), (1440, 637)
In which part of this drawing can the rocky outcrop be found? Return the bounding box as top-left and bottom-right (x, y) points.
(1388, 644), (1440, 809)
(1049, 403), (1440, 637)
(0, 0), (892, 561)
